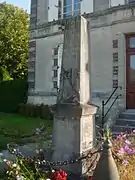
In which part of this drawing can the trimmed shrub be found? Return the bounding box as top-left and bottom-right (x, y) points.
(18, 103), (53, 120)
(0, 79), (27, 113)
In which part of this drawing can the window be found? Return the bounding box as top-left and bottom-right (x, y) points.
(28, 72), (35, 80)
(113, 40), (118, 48)
(30, 41), (36, 48)
(64, 0), (72, 17)
(54, 59), (58, 66)
(74, 0), (80, 16)
(129, 55), (135, 83)
(113, 52), (118, 62)
(53, 48), (58, 55)
(29, 51), (36, 59)
(53, 70), (58, 77)
(63, 0), (80, 18)
(113, 79), (118, 88)
(129, 37), (135, 48)
(58, 0), (62, 19)
(53, 81), (58, 89)
(113, 66), (118, 76)
(31, 0), (37, 6)
(28, 82), (35, 89)
(30, 17), (37, 24)
(28, 61), (35, 69)
(31, 6), (37, 15)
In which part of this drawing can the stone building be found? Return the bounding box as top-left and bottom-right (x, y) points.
(28, 0), (135, 129)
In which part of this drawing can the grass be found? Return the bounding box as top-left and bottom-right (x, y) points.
(0, 113), (52, 151)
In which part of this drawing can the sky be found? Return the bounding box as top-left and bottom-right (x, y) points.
(1, 0), (31, 12)
(0, 0), (125, 13)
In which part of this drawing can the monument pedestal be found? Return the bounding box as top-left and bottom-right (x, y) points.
(52, 103), (97, 175)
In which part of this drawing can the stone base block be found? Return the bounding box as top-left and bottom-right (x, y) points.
(51, 103), (98, 175)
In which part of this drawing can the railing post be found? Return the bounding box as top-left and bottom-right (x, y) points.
(101, 100), (104, 130)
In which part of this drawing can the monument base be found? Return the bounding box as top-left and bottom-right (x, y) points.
(52, 103), (98, 175)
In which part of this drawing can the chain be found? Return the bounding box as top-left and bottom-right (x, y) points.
(7, 140), (102, 167)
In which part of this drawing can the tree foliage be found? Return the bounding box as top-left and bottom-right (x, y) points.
(0, 2), (29, 79)
(0, 66), (12, 82)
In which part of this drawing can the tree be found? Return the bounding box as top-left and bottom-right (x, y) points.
(0, 2), (29, 79)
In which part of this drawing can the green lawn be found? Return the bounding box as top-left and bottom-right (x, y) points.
(0, 114), (52, 151)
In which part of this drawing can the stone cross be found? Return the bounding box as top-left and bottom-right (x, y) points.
(52, 16), (98, 176)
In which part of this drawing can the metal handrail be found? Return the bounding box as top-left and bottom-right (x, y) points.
(101, 86), (122, 129)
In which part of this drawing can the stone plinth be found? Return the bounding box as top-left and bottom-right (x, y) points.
(52, 103), (97, 175)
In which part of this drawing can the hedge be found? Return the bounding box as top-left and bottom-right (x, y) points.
(18, 103), (53, 120)
(0, 79), (28, 113)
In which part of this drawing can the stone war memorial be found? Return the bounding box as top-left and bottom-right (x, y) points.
(51, 15), (120, 180)
(51, 15), (98, 176)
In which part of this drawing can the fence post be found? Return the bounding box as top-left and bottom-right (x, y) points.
(101, 100), (104, 129)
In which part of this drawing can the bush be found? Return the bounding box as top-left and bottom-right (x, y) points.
(0, 79), (27, 113)
(18, 103), (53, 120)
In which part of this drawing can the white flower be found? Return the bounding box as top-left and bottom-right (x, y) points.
(35, 128), (41, 135)
(3, 159), (7, 162)
(16, 175), (24, 180)
(36, 149), (39, 154)
(46, 179), (51, 180)
(12, 163), (17, 167)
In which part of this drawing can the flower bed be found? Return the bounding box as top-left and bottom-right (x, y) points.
(112, 131), (135, 180)
(0, 130), (134, 180)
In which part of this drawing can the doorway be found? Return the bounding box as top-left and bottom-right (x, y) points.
(126, 34), (135, 109)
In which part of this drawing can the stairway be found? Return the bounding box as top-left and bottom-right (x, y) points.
(112, 109), (135, 135)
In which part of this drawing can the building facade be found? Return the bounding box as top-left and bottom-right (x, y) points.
(125, 0), (135, 4)
(93, 0), (110, 12)
(28, 2), (135, 125)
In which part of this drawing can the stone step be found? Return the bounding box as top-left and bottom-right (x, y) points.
(112, 125), (135, 132)
(115, 118), (135, 126)
(111, 131), (135, 137)
(119, 112), (135, 120)
(124, 109), (135, 113)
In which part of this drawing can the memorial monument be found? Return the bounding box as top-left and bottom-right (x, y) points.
(52, 16), (98, 175)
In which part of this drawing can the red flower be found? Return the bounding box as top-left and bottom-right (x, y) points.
(51, 169), (67, 180)
(89, 176), (93, 180)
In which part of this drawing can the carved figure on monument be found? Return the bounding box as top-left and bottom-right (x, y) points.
(57, 67), (80, 104)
